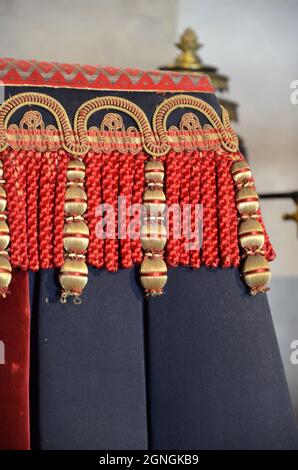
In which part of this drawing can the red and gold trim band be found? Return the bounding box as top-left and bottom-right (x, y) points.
(0, 93), (238, 156)
(0, 58), (215, 92)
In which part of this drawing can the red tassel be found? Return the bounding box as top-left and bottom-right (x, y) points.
(16, 151), (29, 270)
(86, 152), (104, 268)
(189, 150), (201, 268)
(53, 150), (68, 268)
(225, 158), (241, 267)
(165, 151), (183, 267)
(130, 152), (146, 265)
(119, 153), (134, 268)
(200, 151), (219, 267)
(216, 157), (233, 267)
(102, 151), (119, 272)
(39, 152), (57, 269)
(2, 151), (21, 267)
(179, 152), (192, 265)
(26, 151), (41, 271)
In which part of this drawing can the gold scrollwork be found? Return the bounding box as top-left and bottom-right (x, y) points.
(0, 92), (238, 156)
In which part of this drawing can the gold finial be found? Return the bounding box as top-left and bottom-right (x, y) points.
(174, 28), (203, 70)
(158, 27), (238, 122)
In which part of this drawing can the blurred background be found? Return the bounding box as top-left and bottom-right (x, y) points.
(0, 0), (297, 416)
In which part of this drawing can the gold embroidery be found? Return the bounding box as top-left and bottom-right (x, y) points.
(168, 112), (220, 153)
(0, 92), (239, 156)
(7, 110), (61, 152)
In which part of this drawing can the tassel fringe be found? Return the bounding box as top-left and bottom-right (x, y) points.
(0, 149), (275, 297)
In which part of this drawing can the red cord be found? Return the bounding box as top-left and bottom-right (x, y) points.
(216, 156), (233, 267)
(165, 151), (183, 267)
(200, 151), (219, 267)
(189, 150), (201, 268)
(179, 151), (192, 265)
(102, 151), (119, 271)
(39, 152), (57, 269)
(86, 152), (104, 268)
(131, 152), (147, 264)
(26, 151), (41, 271)
(119, 152), (134, 268)
(53, 150), (68, 268)
(2, 150), (21, 267)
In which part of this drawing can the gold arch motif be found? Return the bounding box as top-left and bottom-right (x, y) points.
(0, 92), (238, 156)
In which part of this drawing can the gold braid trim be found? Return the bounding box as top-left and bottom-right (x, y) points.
(0, 92), (239, 156)
(153, 95), (238, 153)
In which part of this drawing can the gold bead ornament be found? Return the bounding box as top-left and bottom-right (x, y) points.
(59, 258), (88, 303)
(140, 159), (168, 296)
(143, 188), (166, 216)
(140, 256), (168, 295)
(0, 186), (7, 212)
(63, 220), (89, 253)
(238, 219), (265, 253)
(0, 160), (12, 297)
(60, 158), (89, 303)
(0, 220), (10, 251)
(66, 159), (86, 182)
(64, 186), (87, 217)
(0, 255), (12, 295)
(145, 160), (165, 184)
(236, 187), (259, 216)
(242, 254), (271, 295)
(140, 222), (167, 252)
(231, 160), (252, 185)
(232, 159), (271, 295)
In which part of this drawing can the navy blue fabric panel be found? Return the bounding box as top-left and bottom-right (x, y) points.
(146, 267), (298, 450)
(30, 267), (147, 450)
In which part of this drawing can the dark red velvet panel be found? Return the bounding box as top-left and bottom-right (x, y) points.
(0, 271), (30, 449)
